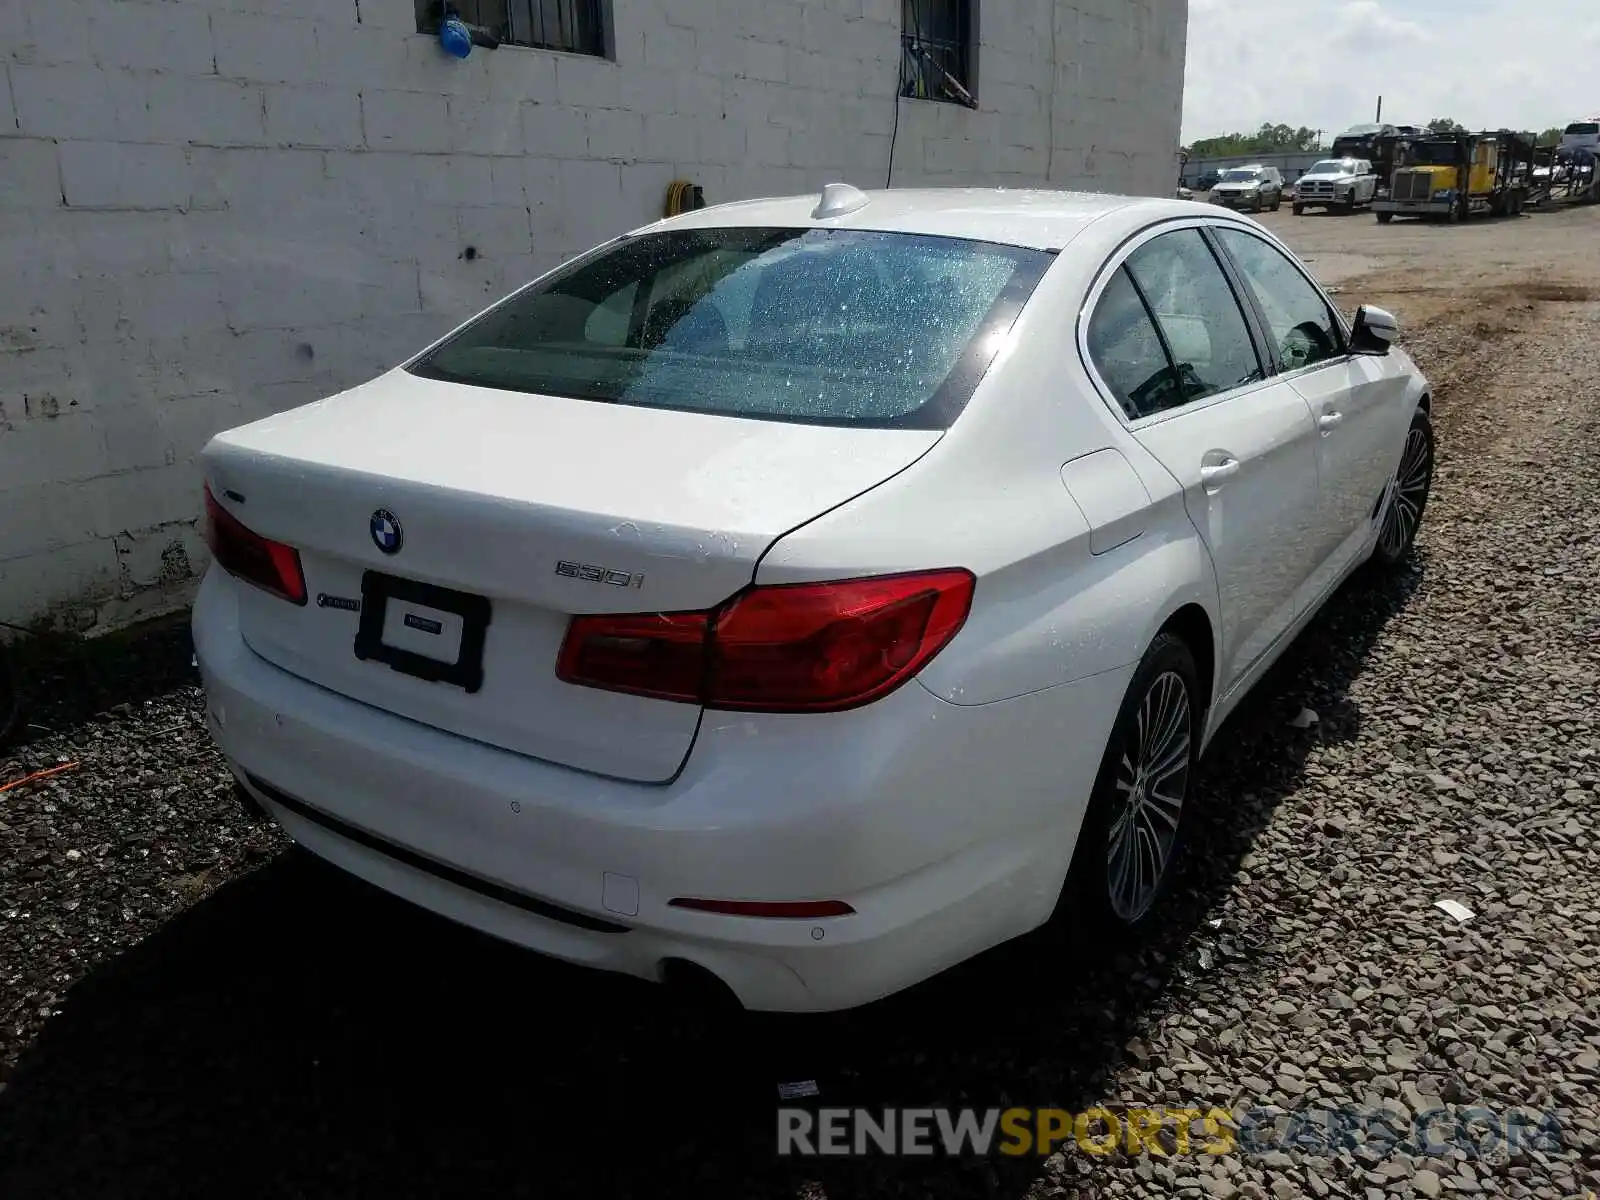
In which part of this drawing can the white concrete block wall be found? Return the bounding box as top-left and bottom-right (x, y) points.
(0, 0), (1187, 630)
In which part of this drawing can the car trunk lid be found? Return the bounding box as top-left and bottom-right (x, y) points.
(201, 369), (941, 782)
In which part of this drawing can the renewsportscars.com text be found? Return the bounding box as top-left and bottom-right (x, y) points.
(777, 1106), (1565, 1160)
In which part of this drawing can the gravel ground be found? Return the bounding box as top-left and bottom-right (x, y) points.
(2, 205), (1599, 1199)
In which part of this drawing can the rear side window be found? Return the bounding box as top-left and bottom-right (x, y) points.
(1085, 269), (1179, 420)
(410, 227), (1052, 429)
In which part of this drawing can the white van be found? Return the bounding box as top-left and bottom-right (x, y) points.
(1559, 118), (1600, 153)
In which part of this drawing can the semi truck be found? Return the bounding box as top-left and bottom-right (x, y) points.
(1373, 129), (1535, 222)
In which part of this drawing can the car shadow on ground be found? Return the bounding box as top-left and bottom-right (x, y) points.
(2, 619), (196, 753)
(0, 559), (1424, 1199)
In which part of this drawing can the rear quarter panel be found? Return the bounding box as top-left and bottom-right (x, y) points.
(755, 229), (1222, 709)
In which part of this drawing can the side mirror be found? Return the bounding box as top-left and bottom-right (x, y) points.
(1350, 304), (1398, 355)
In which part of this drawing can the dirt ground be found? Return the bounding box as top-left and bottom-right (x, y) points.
(1, 201), (1598, 1200)
(1264, 200), (1600, 366)
(1274, 199), (1600, 473)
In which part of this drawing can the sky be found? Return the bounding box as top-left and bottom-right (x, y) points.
(1181, 0), (1600, 144)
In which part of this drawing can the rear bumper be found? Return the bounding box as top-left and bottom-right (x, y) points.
(193, 570), (1128, 1012)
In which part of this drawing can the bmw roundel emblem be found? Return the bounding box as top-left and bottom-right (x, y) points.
(370, 508), (403, 554)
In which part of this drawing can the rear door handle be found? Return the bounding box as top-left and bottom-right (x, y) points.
(1318, 411), (1344, 432)
(1199, 457), (1240, 489)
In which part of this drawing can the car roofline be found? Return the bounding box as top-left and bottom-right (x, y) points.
(620, 186), (1189, 252)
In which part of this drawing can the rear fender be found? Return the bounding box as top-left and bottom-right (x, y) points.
(918, 525), (1218, 707)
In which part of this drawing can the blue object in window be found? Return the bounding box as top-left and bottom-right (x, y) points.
(439, 16), (472, 59)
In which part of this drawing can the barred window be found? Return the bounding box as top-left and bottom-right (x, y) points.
(902, 0), (975, 106)
(416, 0), (607, 58)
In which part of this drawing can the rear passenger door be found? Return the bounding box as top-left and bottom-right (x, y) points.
(1082, 224), (1325, 693)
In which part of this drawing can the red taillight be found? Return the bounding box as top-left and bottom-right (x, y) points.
(668, 897), (855, 919)
(202, 484), (307, 605)
(556, 569), (974, 713)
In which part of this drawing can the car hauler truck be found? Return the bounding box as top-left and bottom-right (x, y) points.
(1374, 129), (1534, 222)
(1331, 123), (1402, 200)
(1527, 119), (1600, 208)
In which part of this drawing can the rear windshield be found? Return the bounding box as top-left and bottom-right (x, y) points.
(1219, 169), (1261, 182)
(409, 227), (1053, 429)
(1567, 123), (1600, 136)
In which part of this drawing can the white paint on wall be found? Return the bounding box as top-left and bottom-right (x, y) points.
(0, 0), (1187, 630)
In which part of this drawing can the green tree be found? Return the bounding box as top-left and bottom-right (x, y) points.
(1187, 122), (1324, 159)
(1537, 126), (1564, 146)
(1427, 117), (1466, 133)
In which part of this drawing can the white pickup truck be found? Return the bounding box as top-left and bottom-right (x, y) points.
(1292, 157), (1380, 214)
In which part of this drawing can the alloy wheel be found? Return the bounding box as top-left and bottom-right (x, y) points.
(1378, 424), (1433, 560)
(1106, 670), (1191, 922)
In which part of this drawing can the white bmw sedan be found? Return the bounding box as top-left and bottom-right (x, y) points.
(193, 185), (1433, 1012)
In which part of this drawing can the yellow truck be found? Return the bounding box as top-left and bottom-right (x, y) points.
(1373, 129), (1534, 222)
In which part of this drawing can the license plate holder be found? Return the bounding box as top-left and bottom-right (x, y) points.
(354, 570), (492, 694)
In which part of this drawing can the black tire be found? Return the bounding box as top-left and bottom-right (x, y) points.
(1270, 191), (1281, 212)
(1376, 211), (1394, 223)
(1372, 408), (1435, 567)
(1341, 193), (1356, 214)
(1058, 633), (1200, 936)
(1293, 202), (1304, 216)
